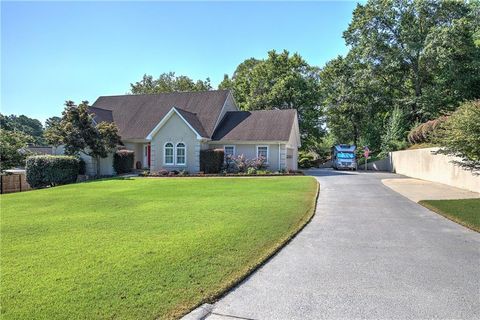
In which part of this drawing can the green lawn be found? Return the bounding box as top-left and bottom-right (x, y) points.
(419, 198), (480, 232)
(0, 176), (317, 319)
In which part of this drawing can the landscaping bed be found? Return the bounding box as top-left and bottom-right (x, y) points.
(139, 169), (304, 177)
(0, 176), (318, 319)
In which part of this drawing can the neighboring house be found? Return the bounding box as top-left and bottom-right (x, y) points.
(27, 146), (54, 155)
(84, 90), (300, 175)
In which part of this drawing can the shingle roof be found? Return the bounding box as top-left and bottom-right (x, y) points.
(175, 108), (208, 138)
(89, 107), (113, 123)
(90, 90), (230, 139)
(212, 109), (297, 141)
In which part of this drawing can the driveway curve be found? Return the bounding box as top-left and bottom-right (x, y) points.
(206, 169), (480, 319)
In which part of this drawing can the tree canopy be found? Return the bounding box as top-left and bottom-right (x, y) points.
(220, 50), (324, 150)
(320, 0), (480, 153)
(130, 72), (212, 94)
(57, 101), (120, 175)
(0, 113), (44, 145)
(0, 129), (32, 170)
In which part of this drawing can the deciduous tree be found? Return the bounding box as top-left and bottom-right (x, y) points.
(220, 50), (324, 150)
(59, 101), (120, 175)
(130, 72), (212, 94)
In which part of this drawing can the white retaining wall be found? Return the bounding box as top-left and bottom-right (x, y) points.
(389, 147), (480, 193)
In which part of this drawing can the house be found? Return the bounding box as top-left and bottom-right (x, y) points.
(85, 90), (300, 175)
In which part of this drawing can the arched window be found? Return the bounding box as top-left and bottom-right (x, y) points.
(176, 143), (186, 165)
(164, 142), (174, 165)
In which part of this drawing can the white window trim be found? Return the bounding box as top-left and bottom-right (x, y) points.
(256, 145), (269, 164)
(176, 142), (187, 166)
(223, 145), (236, 157)
(164, 142), (174, 165)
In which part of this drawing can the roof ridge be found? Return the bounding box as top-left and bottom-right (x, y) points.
(97, 89), (230, 99)
(226, 109), (297, 113)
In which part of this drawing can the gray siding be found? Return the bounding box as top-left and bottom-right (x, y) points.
(209, 143), (284, 171)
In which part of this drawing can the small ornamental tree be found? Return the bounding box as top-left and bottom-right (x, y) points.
(58, 101), (120, 176)
(435, 100), (480, 173)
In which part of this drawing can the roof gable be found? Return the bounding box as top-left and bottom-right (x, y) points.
(146, 107), (207, 140)
(91, 90), (230, 140)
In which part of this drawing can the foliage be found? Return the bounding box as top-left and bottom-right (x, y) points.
(407, 116), (446, 144)
(435, 100), (480, 173)
(58, 101), (120, 175)
(223, 154), (266, 173)
(0, 177), (317, 319)
(130, 72), (212, 94)
(321, 0), (480, 151)
(247, 167), (257, 175)
(200, 149), (224, 173)
(0, 113), (45, 145)
(25, 155), (80, 188)
(43, 116), (63, 147)
(344, 0), (479, 122)
(220, 50), (324, 150)
(113, 149), (135, 174)
(298, 151), (315, 169)
(319, 54), (384, 148)
(78, 158), (86, 175)
(379, 107), (408, 156)
(0, 129), (32, 171)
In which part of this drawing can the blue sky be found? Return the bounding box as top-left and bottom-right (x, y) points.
(1, 1), (358, 122)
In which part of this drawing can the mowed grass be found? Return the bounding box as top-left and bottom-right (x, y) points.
(0, 176), (317, 319)
(419, 198), (480, 232)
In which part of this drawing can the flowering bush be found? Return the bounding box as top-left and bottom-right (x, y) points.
(223, 154), (267, 173)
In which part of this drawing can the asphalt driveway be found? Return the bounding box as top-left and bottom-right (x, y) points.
(206, 169), (480, 319)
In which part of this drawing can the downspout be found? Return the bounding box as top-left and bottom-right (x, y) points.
(278, 143), (281, 171)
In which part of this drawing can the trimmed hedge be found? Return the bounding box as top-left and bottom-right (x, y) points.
(26, 155), (80, 188)
(200, 149), (224, 173)
(113, 150), (134, 174)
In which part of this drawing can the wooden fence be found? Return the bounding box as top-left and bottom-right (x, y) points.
(0, 174), (31, 194)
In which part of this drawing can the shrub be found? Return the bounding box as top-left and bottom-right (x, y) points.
(158, 169), (169, 176)
(298, 151), (315, 169)
(113, 150), (134, 174)
(408, 116), (447, 144)
(26, 155), (80, 188)
(247, 167), (257, 175)
(223, 154), (267, 173)
(223, 154), (238, 173)
(435, 100), (480, 173)
(200, 149), (224, 173)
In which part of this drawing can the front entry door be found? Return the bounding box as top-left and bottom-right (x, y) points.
(143, 144), (151, 168)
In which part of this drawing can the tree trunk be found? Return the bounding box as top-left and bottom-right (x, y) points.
(95, 156), (100, 177)
(352, 121), (358, 147)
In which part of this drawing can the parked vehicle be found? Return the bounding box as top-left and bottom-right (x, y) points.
(332, 145), (357, 170)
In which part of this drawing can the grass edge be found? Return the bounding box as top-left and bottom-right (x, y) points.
(418, 200), (480, 233)
(174, 178), (320, 319)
